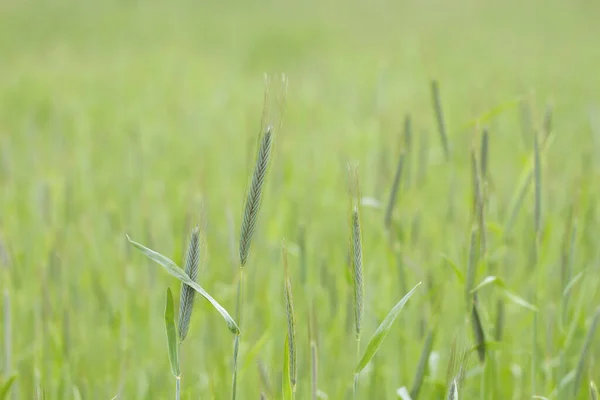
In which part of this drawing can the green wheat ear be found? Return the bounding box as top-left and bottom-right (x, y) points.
(178, 226), (200, 342)
(282, 243), (297, 394)
(239, 126), (273, 267)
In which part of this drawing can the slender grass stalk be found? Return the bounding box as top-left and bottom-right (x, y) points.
(404, 114), (412, 189)
(384, 151), (406, 230)
(311, 340), (318, 400)
(431, 80), (450, 160)
(561, 205), (577, 326)
(465, 226), (478, 310)
(410, 329), (435, 400)
(495, 299), (504, 341)
(532, 126), (542, 395)
(298, 224), (307, 286)
(282, 243), (297, 397)
(480, 128), (489, 182)
(309, 301), (318, 400)
(257, 359), (272, 397)
(3, 290), (10, 377)
(573, 306), (600, 397)
(417, 130), (429, 185)
(471, 295), (486, 364)
(543, 104), (553, 137)
(233, 125), (275, 400)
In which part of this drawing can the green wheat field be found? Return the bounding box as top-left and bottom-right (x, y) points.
(1, 0), (600, 398)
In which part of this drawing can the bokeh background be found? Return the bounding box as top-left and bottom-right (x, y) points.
(1, 0), (600, 398)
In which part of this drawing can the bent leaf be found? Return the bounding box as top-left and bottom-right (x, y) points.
(0, 375), (17, 400)
(355, 282), (421, 373)
(501, 289), (538, 312)
(470, 276), (505, 293)
(127, 235), (240, 334)
(164, 288), (180, 378)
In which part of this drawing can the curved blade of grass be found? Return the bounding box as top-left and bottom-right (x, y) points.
(442, 255), (464, 283)
(0, 375), (17, 400)
(573, 306), (600, 396)
(501, 289), (538, 312)
(126, 235), (239, 334)
(355, 282), (421, 373)
(470, 276), (505, 293)
(164, 288), (180, 378)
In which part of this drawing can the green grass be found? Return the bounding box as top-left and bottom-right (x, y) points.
(1, 0), (600, 398)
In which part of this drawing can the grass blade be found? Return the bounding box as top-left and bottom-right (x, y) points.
(126, 235), (239, 334)
(573, 306), (600, 396)
(495, 299), (504, 341)
(410, 329), (435, 400)
(384, 151), (406, 230)
(355, 282), (422, 373)
(480, 128), (489, 182)
(591, 380), (598, 400)
(164, 288), (180, 378)
(431, 80), (450, 160)
(470, 295), (486, 364)
(0, 375), (16, 400)
(465, 227), (478, 309)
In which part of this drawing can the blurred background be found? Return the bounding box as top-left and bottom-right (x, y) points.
(1, 0), (600, 398)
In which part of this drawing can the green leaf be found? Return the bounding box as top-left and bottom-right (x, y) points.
(563, 270), (586, 297)
(355, 282), (421, 373)
(442, 255), (464, 283)
(470, 276), (505, 293)
(126, 235), (240, 334)
(282, 334), (293, 400)
(165, 288), (180, 378)
(0, 375), (17, 400)
(501, 289), (538, 312)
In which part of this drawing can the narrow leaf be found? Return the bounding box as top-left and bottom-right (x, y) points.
(127, 235), (240, 334)
(0, 375), (17, 400)
(355, 282), (421, 373)
(471, 276), (505, 294)
(164, 288), (180, 378)
(501, 289), (538, 312)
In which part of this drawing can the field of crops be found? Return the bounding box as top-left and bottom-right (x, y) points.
(1, 0), (600, 398)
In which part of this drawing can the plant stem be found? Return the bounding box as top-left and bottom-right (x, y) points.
(176, 376), (181, 400)
(353, 338), (360, 400)
(232, 267), (245, 400)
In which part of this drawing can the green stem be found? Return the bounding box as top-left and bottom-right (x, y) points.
(232, 267), (245, 400)
(353, 338), (360, 400)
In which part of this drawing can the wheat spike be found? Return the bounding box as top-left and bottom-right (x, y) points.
(178, 226), (200, 342)
(239, 127), (273, 267)
(351, 208), (363, 339)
